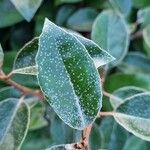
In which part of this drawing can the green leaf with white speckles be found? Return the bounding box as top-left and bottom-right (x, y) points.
(13, 38), (38, 75)
(92, 10), (129, 66)
(12, 31), (114, 75)
(0, 44), (4, 68)
(110, 86), (146, 109)
(72, 33), (115, 68)
(114, 93), (150, 141)
(10, 0), (43, 22)
(0, 98), (30, 149)
(36, 18), (102, 129)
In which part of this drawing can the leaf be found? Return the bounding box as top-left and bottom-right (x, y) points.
(110, 86), (146, 109)
(12, 34), (114, 75)
(132, 0), (150, 8)
(56, 5), (76, 26)
(0, 44), (4, 68)
(114, 93), (150, 141)
(118, 52), (150, 75)
(123, 136), (150, 150)
(0, 0), (23, 28)
(91, 10), (129, 66)
(105, 73), (150, 92)
(67, 8), (98, 32)
(71, 33), (115, 68)
(99, 117), (129, 149)
(99, 117), (115, 148)
(0, 98), (30, 149)
(10, 0), (43, 22)
(50, 114), (76, 144)
(11, 29), (114, 76)
(137, 7), (150, 27)
(36, 18), (102, 129)
(22, 127), (52, 150)
(13, 38), (38, 75)
(55, 0), (83, 5)
(29, 102), (48, 130)
(109, 0), (132, 17)
(143, 25), (150, 51)
(89, 123), (104, 150)
(46, 144), (76, 150)
(108, 123), (129, 150)
(0, 86), (21, 102)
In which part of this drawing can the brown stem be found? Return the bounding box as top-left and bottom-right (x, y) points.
(99, 111), (115, 116)
(0, 70), (44, 99)
(130, 30), (143, 41)
(103, 91), (121, 102)
(74, 125), (92, 150)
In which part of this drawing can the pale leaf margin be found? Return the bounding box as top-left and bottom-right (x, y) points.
(112, 92), (150, 141)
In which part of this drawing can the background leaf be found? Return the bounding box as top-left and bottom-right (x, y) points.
(0, 44), (4, 68)
(13, 38), (38, 75)
(0, 0), (23, 28)
(0, 86), (21, 102)
(0, 98), (30, 149)
(114, 93), (150, 141)
(109, 86), (146, 109)
(67, 8), (98, 32)
(109, 0), (132, 17)
(118, 52), (150, 75)
(105, 73), (150, 92)
(11, 0), (43, 21)
(92, 10), (129, 66)
(123, 136), (150, 150)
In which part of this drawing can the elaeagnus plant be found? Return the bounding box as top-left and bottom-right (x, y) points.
(0, 0), (150, 150)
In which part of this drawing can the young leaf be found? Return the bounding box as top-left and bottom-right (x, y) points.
(0, 98), (30, 149)
(36, 18), (102, 129)
(13, 38), (38, 75)
(110, 86), (146, 109)
(67, 8), (98, 32)
(0, 44), (4, 68)
(114, 93), (150, 141)
(118, 52), (150, 75)
(10, 0), (43, 22)
(92, 10), (129, 66)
